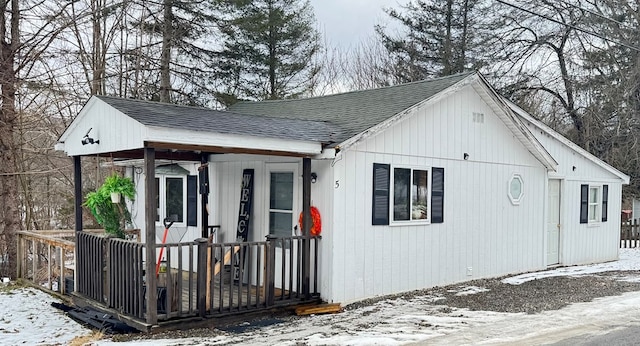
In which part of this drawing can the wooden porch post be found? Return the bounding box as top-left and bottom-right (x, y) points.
(144, 147), (158, 324)
(302, 157), (311, 299)
(200, 154), (209, 238)
(73, 156), (82, 232)
(73, 156), (82, 294)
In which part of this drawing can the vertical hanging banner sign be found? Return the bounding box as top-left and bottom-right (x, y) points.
(234, 169), (253, 282)
(236, 169), (254, 242)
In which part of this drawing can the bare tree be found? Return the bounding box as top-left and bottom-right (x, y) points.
(0, 0), (74, 277)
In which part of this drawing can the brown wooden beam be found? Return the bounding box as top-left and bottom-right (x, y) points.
(97, 149), (203, 161)
(146, 141), (312, 158)
(73, 156), (83, 232)
(144, 147), (158, 325)
(302, 157), (311, 299)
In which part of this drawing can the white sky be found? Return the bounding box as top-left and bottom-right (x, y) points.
(5, 248), (640, 345)
(309, 0), (407, 49)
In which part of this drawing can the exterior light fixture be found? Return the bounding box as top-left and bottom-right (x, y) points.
(81, 128), (99, 145)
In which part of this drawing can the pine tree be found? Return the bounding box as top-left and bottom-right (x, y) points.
(128, 0), (219, 105)
(376, 0), (488, 81)
(214, 0), (321, 103)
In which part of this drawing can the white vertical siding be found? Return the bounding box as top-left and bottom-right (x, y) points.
(61, 99), (145, 156)
(210, 155), (333, 243)
(523, 120), (624, 266)
(213, 160), (265, 243)
(210, 155), (333, 294)
(558, 180), (622, 265)
(328, 85), (548, 304)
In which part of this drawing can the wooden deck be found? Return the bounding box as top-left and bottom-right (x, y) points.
(156, 269), (288, 317)
(17, 230), (321, 330)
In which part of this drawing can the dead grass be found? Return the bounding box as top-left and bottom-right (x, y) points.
(0, 279), (27, 293)
(68, 331), (104, 346)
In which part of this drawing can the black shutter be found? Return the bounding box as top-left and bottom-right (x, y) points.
(372, 163), (390, 225)
(187, 175), (198, 226)
(431, 167), (444, 223)
(580, 184), (588, 224)
(602, 185), (608, 222)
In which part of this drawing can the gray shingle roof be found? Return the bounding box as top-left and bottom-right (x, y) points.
(96, 96), (341, 143)
(229, 72), (473, 144)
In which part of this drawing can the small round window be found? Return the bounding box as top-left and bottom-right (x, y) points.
(508, 174), (524, 205)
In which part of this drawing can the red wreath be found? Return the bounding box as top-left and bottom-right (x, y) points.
(298, 206), (322, 236)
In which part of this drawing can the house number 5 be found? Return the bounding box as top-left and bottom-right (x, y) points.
(335, 180), (340, 189)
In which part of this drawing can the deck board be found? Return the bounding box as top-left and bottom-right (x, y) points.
(156, 270), (296, 317)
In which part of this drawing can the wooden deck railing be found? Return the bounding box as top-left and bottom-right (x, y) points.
(621, 219), (640, 248)
(23, 230), (323, 326)
(108, 238), (145, 319)
(76, 232), (106, 302)
(16, 231), (76, 295)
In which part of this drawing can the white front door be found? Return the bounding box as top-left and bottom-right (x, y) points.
(266, 163), (299, 291)
(547, 179), (561, 265)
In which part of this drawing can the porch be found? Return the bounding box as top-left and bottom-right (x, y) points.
(16, 229), (321, 330)
(53, 96), (334, 329)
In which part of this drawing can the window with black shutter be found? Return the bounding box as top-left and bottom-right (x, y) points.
(581, 184), (607, 224)
(372, 163), (444, 225)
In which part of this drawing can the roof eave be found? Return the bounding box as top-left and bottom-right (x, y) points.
(507, 100), (630, 184)
(145, 126), (323, 156)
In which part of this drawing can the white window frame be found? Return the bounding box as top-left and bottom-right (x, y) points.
(390, 165), (431, 225)
(266, 163), (300, 248)
(156, 174), (187, 227)
(508, 174), (524, 205)
(588, 185), (601, 223)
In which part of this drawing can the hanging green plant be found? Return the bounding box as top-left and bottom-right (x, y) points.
(84, 173), (136, 238)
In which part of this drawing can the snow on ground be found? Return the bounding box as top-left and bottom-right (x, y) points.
(0, 287), (90, 345)
(503, 248), (640, 285)
(3, 249), (640, 346)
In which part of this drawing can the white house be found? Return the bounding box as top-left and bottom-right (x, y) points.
(56, 71), (629, 307)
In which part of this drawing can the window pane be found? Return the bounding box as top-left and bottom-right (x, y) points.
(166, 177), (184, 222)
(589, 205), (597, 221)
(270, 172), (293, 210)
(412, 170), (428, 220)
(589, 187), (598, 203)
(393, 168), (410, 221)
(270, 212), (292, 248)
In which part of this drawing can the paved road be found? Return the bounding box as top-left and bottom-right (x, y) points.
(551, 325), (640, 346)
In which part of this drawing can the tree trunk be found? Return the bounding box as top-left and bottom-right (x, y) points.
(159, 0), (172, 103)
(0, 0), (21, 278)
(268, 0), (277, 99)
(442, 0), (454, 75)
(91, 0), (104, 95)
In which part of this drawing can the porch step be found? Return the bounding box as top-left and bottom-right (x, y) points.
(294, 303), (342, 316)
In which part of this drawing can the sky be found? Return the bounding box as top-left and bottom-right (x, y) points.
(309, 0), (407, 49)
(4, 248), (640, 345)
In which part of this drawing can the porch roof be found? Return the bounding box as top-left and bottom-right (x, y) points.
(56, 96), (342, 158)
(97, 96), (341, 143)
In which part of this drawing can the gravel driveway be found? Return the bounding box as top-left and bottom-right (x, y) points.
(111, 270), (640, 342)
(347, 270), (640, 314)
